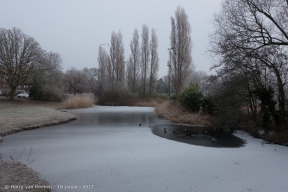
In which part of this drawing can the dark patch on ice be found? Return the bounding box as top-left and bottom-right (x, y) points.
(150, 124), (245, 148)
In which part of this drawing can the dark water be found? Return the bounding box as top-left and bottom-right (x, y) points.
(151, 124), (245, 148)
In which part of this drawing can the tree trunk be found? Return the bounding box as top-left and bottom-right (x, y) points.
(133, 67), (136, 97)
(9, 88), (16, 101)
(276, 76), (287, 127)
(258, 58), (288, 127)
(270, 66), (287, 127)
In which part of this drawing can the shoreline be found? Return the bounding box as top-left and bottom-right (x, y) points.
(0, 115), (77, 137)
(0, 98), (78, 192)
(0, 161), (51, 192)
(0, 103), (77, 137)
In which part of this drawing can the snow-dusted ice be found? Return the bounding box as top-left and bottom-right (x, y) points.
(0, 106), (288, 192)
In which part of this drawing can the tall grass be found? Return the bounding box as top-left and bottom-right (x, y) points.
(155, 100), (212, 126)
(64, 93), (96, 109)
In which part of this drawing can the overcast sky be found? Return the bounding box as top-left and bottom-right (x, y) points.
(0, 0), (223, 78)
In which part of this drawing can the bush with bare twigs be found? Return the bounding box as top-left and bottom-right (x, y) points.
(64, 93), (97, 109)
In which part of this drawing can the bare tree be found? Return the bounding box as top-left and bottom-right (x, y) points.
(126, 56), (134, 92)
(0, 27), (43, 100)
(210, 0), (288, 127)
(129, 29), (140, 96)
(29, 51), (64, 101)
(148, 28), (159, 98)
(216, 0), (288, 50)
(156, 76), (169, 93)
(82, 67), (98, 93)
(64, 68), (89, 93)
(169, 6), (194, 97)
(97, 45), (109, 92)
(140, 25), (150, 98)
(110, 31), (125, 91)
(187, 70), (208, 94)
(31, 51), (63, 84)
(106, 54), (113, 91)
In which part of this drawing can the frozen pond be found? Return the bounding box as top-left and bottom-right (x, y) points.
(1, 106), (288, 192)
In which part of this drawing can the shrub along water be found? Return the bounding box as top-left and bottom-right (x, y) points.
(64, 93), (96, 109)
(177, 83), (214, 115)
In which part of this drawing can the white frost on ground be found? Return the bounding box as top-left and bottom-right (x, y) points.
(1, 106), (288, 192)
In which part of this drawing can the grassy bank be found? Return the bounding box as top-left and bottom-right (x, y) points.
(0, 161), (51, 192)
(0, 105), (77, 136)
(0, 97), (79, 191)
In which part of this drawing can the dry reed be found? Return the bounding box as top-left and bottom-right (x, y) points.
(64, 93), (96, 109)
(154, 100), (212, 126)
(134, 98), (166, 107)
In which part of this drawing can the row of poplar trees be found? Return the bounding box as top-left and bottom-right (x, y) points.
(97, 25), (159, 99)
(97, 6), (194, 99)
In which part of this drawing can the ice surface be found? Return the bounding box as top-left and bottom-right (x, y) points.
(0, 106), (287, 192)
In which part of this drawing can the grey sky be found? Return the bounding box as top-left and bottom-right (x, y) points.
(0, 0), (223, 78)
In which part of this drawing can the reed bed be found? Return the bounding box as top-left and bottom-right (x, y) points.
(154, 100), (212, 126)
(64, 93), (96, 109)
